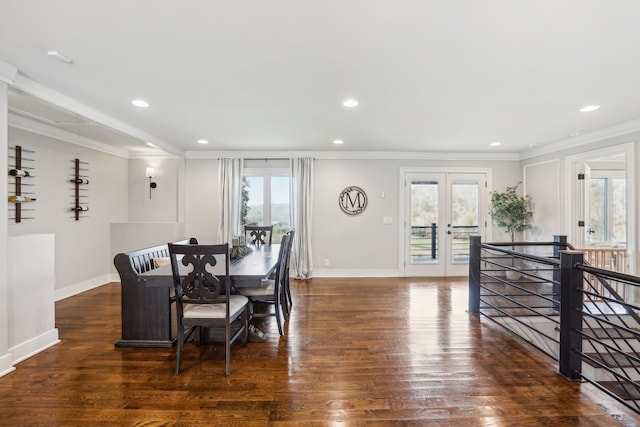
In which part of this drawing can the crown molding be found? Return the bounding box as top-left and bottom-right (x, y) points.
(128, 151), (179, 160)
(185, 150), (521, 161)
(521, 119), (640, 159)
(0, 60), (17, 84)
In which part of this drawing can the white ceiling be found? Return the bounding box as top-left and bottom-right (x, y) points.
(1, 1), (640, 157)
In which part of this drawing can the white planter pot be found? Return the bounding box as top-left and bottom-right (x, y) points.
(505, 269), (521, 280)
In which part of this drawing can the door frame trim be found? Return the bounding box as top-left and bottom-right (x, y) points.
(398, 167), (493, 277)
(563, 141), (636, 273)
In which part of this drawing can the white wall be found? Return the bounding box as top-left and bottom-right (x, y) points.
(7, 128), (129, 299)
(0, 81), (12, 377)
(185, 158), (220, 244)
(127, 157), (180, 222)
(8, 234), (59, 364)
(185, 156), (521, 276)
(524, 159), (560, 241)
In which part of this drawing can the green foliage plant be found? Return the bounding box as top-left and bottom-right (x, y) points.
(489, 182), (533, 242)
(230, 245), (253, 261)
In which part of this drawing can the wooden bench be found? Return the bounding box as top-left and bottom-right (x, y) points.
(113, 238), (197, 348)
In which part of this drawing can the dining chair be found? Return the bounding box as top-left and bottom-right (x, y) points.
(245, 225), (273, 246)
(281, 229), (295, 318)
(238, 233), (290, 336)
(168, 242), (249, 375)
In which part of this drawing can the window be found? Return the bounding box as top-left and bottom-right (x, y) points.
(242, 161), (290, 242)
(587, 171), (626, 246)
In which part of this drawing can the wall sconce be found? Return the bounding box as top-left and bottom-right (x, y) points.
(146, 167), (157, 199)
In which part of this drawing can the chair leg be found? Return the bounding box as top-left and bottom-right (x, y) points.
(225, 323), (231, 376)
(241, 305), (249, 345)
(274, 293), (284, 336)
(285, 276), (292, 307)
(281, 291), (290, 321)
(175, 322), (185, 375)
(283, 277), (292, 320)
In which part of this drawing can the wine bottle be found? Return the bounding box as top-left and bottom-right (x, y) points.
(8, 195), (36, 203)
(9, 169), (29, 177)
(71, 206), (89, 212)
(70, 178), (89, 184)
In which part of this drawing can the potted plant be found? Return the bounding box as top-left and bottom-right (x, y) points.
(489, 182), (533, 279)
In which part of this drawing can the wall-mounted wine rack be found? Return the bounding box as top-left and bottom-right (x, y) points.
(70, 158), (89, 220)
(8, 145), (36, 223)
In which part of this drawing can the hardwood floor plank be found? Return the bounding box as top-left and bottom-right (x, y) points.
(1, 277), (639, 426)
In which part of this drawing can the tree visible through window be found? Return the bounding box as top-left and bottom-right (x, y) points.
(241, 171), (290, 243)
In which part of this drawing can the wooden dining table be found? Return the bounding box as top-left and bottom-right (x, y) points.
(115, 244), (279, 348)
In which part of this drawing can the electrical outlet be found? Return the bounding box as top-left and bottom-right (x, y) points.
(323, 258), (330, 267)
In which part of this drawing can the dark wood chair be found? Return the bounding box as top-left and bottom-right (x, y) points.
(245, 225), (273, 246)
(238, 233), (290, 336)
(281, 229), (295, 318)
(168, 242), (249, 375)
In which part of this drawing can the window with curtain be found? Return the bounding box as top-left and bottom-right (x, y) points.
(242, 160), (290, 242)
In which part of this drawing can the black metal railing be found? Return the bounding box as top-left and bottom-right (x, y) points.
(573, 264), (640, 410)
(410, 224), (479, 261)
(468, 237), (564, 358)
(411, 224), (438, 260)
(468, 235), (640, 414)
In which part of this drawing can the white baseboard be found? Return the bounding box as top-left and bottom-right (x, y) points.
(9, 328), (60, 365)
(311, 268), (401, 278)
(0, 354), (15, 378)
(55, 274), (113, 301)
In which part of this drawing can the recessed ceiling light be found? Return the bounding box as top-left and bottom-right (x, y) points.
(342, 99), (358, 108)
(132, 99), (149, 108)
(145, 142), (156, 148)
(333, 139), (344, 145)
(197, 139), (209, 145)
(489, 141), (501, 147)
(580, 105), (600, 112)
(46, 50), (73, 64)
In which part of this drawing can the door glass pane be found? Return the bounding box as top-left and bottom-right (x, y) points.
(612, 177), (626, 245)
(271, 176), (290, 242)
(411, 180), (439, 263)
(450, 181), (479, 263)
(588, 178), (606, 244)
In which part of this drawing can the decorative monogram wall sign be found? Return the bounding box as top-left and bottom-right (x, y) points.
(339, 186), (367, 215)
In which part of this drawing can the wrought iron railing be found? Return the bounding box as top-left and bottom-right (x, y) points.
(410, 224), (479, 261)
(410, 224), (438, 260)
(468, 235), (640, 414)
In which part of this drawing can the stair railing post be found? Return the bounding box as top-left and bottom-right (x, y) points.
(468, 235), (481, 314)
(431, 223), (437, 259)
(552, 235), (567, 312)
(559, 250), (584, 380)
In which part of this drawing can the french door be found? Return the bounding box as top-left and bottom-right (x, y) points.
(402, 172), (486, 277)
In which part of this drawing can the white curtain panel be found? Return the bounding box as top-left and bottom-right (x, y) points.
(217, 158), (244, 245)
(290, 157), (314, 279)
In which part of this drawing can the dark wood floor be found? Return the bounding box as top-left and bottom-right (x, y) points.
(2, 277), (640, 426)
